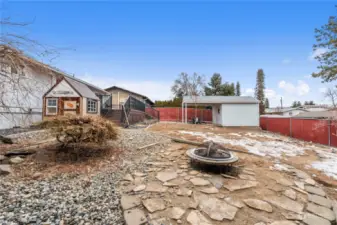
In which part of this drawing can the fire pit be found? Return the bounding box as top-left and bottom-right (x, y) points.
(186, 142), (238, 169)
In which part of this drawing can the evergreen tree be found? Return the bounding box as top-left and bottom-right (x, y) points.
(204, 73), (222, 96)
(297, 101), (302, 106)
(254, 69), (266, 114)
(291, 101), (297, 108)
(230, 83), (235, 96)
(265, 98), (270, 108)
(236, 82), (241, 96)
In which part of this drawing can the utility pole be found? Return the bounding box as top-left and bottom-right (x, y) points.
(280, 97), (283, 109)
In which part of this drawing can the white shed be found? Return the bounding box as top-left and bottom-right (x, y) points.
(182, 96), (259, 127)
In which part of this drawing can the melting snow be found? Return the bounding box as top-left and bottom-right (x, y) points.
(310, 149), (337, 180)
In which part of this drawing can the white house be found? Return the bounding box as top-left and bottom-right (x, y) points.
(182, 96), (259, 127)
(0, 45), (108, 130)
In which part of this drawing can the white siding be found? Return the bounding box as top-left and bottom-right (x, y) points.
(282, 109), (306, 117)
(212, 104), (222, 125)
(221, 104), (259, 126)
(46, 80), (79, 98)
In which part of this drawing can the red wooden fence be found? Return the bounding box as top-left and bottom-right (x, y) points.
(154, 107), (212, 122)
(260, 116), (334, 147)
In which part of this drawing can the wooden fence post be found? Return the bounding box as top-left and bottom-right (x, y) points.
(290, 117), (292, 137)
(328, 119), (331, 146)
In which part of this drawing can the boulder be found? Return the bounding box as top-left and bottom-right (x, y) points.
(9, 156), (24, 164)
(0, 164), (11, 175)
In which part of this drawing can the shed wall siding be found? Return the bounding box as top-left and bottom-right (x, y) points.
(212, 105), (222, 125)
(221, 104), (259, 126)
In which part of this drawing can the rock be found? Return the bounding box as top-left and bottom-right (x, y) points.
(224, 197), (244, 208)
(133, 184), (146, 192)
(208, 176), (224, 189)
(0, 155), (6, 161)
(123, 174), (134, 182)
(189, 195), (199, 209)
(200, 186), (219, 194)
(269, 221), (297, 225)
(145, 182), (168, 193)
(177, 219), (182, 224)
(142, 198), (166, 213)
(190, 178), (210, 186)
(264, 196), (304, 214)
(134, 172), (146, 177)
(124, 208), (146, 225)
(283, 189), (296, 200)
(134, 177), (145, 185)
(304, 178), (316, 186)
(303, 212), (330, 225)
(239, 174), (256, 181)
(223, 180), (258, 191)
(166, 207), (185, 220)
(294, 181), (305, 190)
(281, 212), (303, 221)
(277, 177), (294, 186)
(304, 185), (326, 197)
(199, 196), (238, 221)
(121, 195), (141, 210)
(177, 188), (192, 197)
(306, 202), (335, 221)
(242, 169), (255, 176)
(0, 164), (12, 175)
(189, 170), (199, 175)
(179, 165), (189, 169)
(149, 218), (171, 225)
(186, 210), (213, 225)
(243, 199), (273, 213)
(333, 200), (337, 222)
(156, 171), (178, 182)
(32, 172), (43, 179)
(308, 194), (332, 208)
(9, 156), (24, 164)
(291, 169), (311, 179)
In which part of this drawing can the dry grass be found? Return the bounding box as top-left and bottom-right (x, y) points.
(38, 115), (118, 147)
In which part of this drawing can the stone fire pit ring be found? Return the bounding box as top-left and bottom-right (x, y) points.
(186, 147), (239, 165)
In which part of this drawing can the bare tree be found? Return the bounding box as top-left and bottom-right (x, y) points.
(171, 72), (205, 123)
(324, 88), (337, 107)
(0, 17), (62, 129)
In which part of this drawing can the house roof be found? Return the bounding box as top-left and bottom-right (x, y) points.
(294, 110), (337, 119)
(1, 45), (109, 95)
(182, 96), (259, 104)
(105, 85), (154, 105)
(280, 107), (309, 113)
(64, 77), (99, 100)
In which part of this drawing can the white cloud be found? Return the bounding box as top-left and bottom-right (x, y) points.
(265, 89), (276, 98)
(282, 58), (291, 64)
(278, 80), (310, 96)
(77, 73), (172, 101)
(319, 87), (327, 93)
(243, 88), (254, 96)
(308, 48), (327, 61)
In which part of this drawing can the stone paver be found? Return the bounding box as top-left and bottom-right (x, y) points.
(264, 196), (304, 214)
(306, 202), (335, 221)
(209, 176), (224, 189)
(294, 181), (305, 190)
(134, 172), (146, 177)
(281, 212), (303, 221)
(121, 195), (141, 210)
(277, 177), (294, 186)
(189, 170), (200, 175)
(304, 178), (316, 186)
(291, 169), (311, 179)
(190, 178), (211, 186)
(303, 212), (330, 225)
(239, 174), (256, 181)
(142, 198), (166, 213)
(200, 186), (219, 194)
(156, 171), (178, 182)
(333, 200), (337, 222)
(223, 180), (258, 191)
(123, 174), (134, 182)
(0, 164), (11, 175)
(199, 196), (238, 221)
(242, 169), (255, 176)
(186, 210), (213, 225)
(308, 194), (332, 208)
(123, 208), (147, 225)
(269, 221), (297, 225)
(283, 189), (296, 200)
(166, 207), (185, 220)
(177, 188), (192, 197)
(243, 199), (273, 213)
(133, 184), (146, 192)
(224, 197), (244, 208)
(254, 223), (266, 225)
(145, 182), (168, 193)
(149, 218), (171, 225)
(304, 185), (326, 197)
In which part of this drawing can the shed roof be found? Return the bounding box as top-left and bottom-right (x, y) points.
(64, 77), (99, 100)
(294, 110), (337, 119)
(182, 96), (259, 104)
(105, 85), (154, 105)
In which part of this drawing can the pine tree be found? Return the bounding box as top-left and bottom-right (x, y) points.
(254, 69), (266, 114)
(265, 98), (270, 108)
(204, 73), (222, 96)
(236, 82), (241, 96)
(230, 83), (235, 96)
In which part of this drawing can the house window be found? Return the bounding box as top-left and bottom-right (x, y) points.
(46, 98), (58, 115)
(87, 99), (97, 113)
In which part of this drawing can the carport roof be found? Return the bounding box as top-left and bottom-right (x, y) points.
(182, 96), (259, 104)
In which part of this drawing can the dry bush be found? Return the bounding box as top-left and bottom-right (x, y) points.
(38, 115), (118, 147)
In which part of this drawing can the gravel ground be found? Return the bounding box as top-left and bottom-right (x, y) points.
(0, 127), (169, 225)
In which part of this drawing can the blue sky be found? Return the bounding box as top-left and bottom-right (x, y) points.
(3, 1), (337, 106)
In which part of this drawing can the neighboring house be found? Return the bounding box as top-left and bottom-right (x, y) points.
(279, 108), (309, 117)
(0, 45), (109, 130)
(104, 86), (154, 109)
(265, 105), (330, 117)
(43, 77), (104, 119)
(182, 96), (259, 127)
(295, 110), (337, 119)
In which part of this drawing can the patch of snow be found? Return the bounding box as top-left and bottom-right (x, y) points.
(310, 149), (337, 180)
(179, 131), (305, 158)
(229, 133), (241, 137)
(270, 163), (291, 172)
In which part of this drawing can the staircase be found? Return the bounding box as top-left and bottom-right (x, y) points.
(101, 108), (123, 125)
